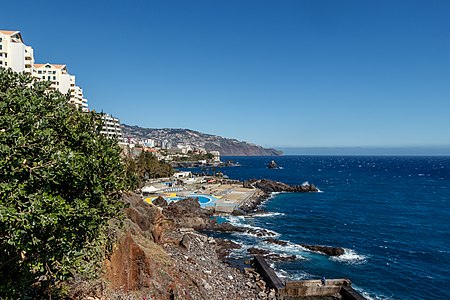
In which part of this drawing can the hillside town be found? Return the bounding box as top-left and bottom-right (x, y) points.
(0, 29), (225, 164)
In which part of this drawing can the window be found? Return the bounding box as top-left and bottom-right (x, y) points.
(53, 76), (56, 80)
(38, 70), (42, 74)
(0, 45), (2, 50)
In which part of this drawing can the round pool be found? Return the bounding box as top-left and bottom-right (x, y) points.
(189, 195), (213, 204)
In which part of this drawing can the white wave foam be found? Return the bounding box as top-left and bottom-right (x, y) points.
(224, 216), (280, 237)
(232, 229), (280, 239)
(287, 270), (313, 281)
(354, 287), (393, 300)
(301, 181), (309, 186)
(272, 266), (312, 281)
(274, 268), (289, 280)
(225, 215), (246, 226)
(331, 248), (367, 264)
(317, 189), (324, 193)
(250, 212), (285, 218)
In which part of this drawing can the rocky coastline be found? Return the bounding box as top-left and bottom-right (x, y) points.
(83, 178), (346, 299)
(237, 179), (318, 214)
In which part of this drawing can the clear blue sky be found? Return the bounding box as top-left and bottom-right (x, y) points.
(2, 0), (450, 149)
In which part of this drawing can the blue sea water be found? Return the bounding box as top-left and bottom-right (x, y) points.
(200, 156), (450, 299)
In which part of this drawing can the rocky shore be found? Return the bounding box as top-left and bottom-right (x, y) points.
(73, 177), (346, 299)
(238, 179), (318, 213)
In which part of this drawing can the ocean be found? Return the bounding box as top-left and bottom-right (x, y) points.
(196, 156), (450, 299)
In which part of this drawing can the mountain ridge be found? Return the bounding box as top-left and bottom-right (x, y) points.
(122, 124), (282, 156)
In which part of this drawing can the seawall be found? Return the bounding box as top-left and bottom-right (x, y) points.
(253, 256), (366, 299)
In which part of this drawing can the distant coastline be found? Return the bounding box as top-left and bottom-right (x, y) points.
(277, 146), (450, 156)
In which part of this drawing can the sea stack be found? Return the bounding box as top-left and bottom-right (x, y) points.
(267, 160), (279, 169)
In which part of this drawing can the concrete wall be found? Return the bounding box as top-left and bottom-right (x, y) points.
(253, 256), (284, 290)
(252, 256), (367, 300)
(214, 204), (236, 213)
(9, 42), (25, 72)
(283, 279), (349, 297)
(59, 73), (71, 94)
(340, 286), (367, 300)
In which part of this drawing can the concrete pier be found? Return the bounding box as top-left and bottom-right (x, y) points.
(253, 255), (284, 290)
(252, 256), (367, 299)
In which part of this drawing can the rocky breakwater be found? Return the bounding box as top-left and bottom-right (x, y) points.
(239, 179), (318, 213)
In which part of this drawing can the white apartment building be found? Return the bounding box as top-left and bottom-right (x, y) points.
(1, 29), (88, 111)
(0, 30), (34, 75)
(33, 63), (88, 111)
(100, 113), (124, 142)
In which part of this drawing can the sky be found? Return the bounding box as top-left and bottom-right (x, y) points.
(2, 0), (450, 151)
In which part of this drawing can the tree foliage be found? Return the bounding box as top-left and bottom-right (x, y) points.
(124, 151), (174, 189)
(0, 69), (125, 297)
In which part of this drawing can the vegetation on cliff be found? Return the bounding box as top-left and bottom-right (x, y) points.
(125, 151), (174, 189)
(0, 69), (125, 297)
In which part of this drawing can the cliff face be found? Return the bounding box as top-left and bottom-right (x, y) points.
(70, 193), (264, 300)
(122, 124), (282, 156)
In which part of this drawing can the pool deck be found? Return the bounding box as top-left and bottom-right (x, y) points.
(143, 177), (259, 214)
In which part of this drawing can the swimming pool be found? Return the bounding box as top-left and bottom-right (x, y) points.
(145, 194), (219, 207)
(188, 194), (219, 207)
(190, 195), (212, 204)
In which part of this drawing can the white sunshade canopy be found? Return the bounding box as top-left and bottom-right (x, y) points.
(142, 185), (160, 193)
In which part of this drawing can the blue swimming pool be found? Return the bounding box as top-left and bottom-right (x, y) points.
(188, 194), (219, 206)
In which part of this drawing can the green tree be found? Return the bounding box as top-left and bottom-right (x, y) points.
(124, 156), (141, 189)
(0, 69), (125, 297)
(136, 151), (174, 180)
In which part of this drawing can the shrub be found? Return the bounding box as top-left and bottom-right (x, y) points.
(0, 69), (125, 297)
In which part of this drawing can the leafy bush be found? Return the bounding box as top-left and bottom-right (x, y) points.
(0, 69), (125, 297)
(136, 151), (174, 180)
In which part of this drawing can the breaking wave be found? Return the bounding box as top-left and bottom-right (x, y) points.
(331, 248), (367, 264)
(249, 212), (285, 218)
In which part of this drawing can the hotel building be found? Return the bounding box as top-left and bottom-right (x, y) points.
(100, 113), (124, 142)
(0, 30), (34, 75)
(0, 30), (88, 111)
(33, 63), (88, 111)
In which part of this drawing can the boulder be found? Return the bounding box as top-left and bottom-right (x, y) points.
(163, 197), (213, 230)
(215, 238), (242, 259)
(301, 244), (345, 256)
(153, 195), (168, 207)
(264, 238), (288, 246)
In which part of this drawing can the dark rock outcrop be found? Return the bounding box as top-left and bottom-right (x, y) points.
(209, 222), (276, 237)
(244, 179), (318, 193)
(267, 160), (279, 169)
(163, 197), (214, 230)
(301, 244), (345, 256)
(215, 238), (242, 260)
(264, 238), (288, 246)
(247, 247), (270, 255)
(152, 195), (168, 208)
(247, 248), (296, 261)
(122, 192), (165, 243)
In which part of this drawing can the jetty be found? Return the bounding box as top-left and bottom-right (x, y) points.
(253, 256), (366, 299)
